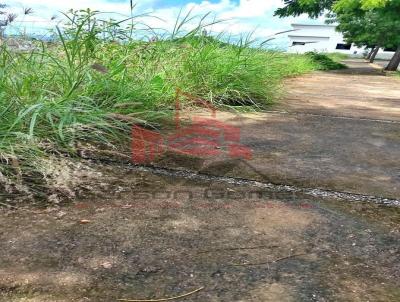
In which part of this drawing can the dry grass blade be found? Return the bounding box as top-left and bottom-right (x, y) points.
(117, 286), (204, 302)
(197, 245), (279, 254)
(106, 113), (144, 123)
(231, 253), (307, 267)
(11, 156), (22, 183)
(0, 202), (18, 209)
(91, 63), (109, 73)
(113, 102), (144, 109)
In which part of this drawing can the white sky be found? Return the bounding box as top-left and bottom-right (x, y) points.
(3, 0), (323, 48)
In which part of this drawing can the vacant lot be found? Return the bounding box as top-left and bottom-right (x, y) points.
(1, 59), (399, 302)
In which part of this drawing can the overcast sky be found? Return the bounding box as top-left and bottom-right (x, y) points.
(4, 0), (324, 48)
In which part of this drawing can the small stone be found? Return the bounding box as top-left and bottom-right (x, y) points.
(101, 261), (113, 269)
(55, 211), (67, 219)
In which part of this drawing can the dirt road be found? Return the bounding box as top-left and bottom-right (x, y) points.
(1, 60), (399, 302)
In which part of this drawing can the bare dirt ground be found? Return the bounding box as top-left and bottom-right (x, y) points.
(372, 59), (400, 71)
(1, 59), (400, 302)
(158, 59), (400, 199)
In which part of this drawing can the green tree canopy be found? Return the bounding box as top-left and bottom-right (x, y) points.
(275, 0), (398, 18)
(274, 0), (335, 18)
(334, 0), (400, 50)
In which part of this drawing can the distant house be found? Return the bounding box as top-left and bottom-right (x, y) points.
(287, 23), (395, 60)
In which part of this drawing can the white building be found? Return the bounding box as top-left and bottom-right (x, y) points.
(287, 23), (395, 60)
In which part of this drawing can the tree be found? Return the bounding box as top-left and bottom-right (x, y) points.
(386, 46), (400, 70)
(333, 0), (400, 70)
(368, 0), (400, 71)
(275, 0), (400, 71)
(332, 6), (384, 62)
(274, 0), (335, 18)
(274, 0), (394, 17)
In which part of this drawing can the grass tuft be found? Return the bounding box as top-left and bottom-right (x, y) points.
(305, 51), (347, 70)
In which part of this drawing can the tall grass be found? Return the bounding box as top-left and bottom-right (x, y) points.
(0, 9), (343, 200)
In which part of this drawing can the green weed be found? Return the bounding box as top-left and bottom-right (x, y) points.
(305, 51), (347, 70)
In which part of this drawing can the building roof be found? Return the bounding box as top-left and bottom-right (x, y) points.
(291, 23), (336, 27)
(288, 35), (330, 39)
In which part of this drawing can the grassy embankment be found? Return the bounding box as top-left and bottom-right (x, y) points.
(0, 10), (346, 200)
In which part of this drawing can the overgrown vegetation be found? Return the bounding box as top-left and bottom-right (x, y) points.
(0, 9), (346, 200)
